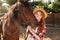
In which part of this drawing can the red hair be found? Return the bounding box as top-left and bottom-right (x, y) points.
(33, 8), (48, 32)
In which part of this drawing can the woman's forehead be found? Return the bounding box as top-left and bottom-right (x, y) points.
(34, 11), (42, 15)
(37, 12), (41, 15)
(34, 10), (42, 14)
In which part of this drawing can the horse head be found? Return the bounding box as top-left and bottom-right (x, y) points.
(12, 1), (39, 26)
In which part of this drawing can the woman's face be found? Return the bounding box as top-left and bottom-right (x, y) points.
(34, 11), (42, 22)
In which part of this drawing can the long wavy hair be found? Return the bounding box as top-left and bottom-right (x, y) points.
(33, 8), (48, 32)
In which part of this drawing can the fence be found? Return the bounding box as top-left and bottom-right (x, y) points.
(46, 13), (60, 27)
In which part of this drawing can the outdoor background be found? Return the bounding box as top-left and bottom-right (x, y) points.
(0, 0), (60, 40)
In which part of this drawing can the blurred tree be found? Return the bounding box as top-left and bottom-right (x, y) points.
(3, 0), (60, 13)
(53, 0), (60, 13)
(32, 0), (60, 13)
(46, 0), (60, 13)
(5, 0), (30, 5)
(0, 0), (10, 14)
(5, 0), (17, 5)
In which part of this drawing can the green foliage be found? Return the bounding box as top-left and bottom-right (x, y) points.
(31, 0), (60, 13)
(5, 0), (17, 5)
(0, 0), (8, 13)
(3, 0), (60, 13)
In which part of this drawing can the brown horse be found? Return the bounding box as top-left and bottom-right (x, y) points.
(0, 0), (39, 40)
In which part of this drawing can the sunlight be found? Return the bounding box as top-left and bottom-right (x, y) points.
(29, 0), (33, 2)
(51, 0), (54, 2)
(2, 3), (10, 10)
(42, 0), (54, 3)
(29, 0), (40, 2)
(43, 0), (48, 3)
(2, 3), (9, 7)
(1, 0), (4, 2)
(1, 0), (4, 1)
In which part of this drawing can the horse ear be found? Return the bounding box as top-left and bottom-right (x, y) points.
(12, 5), (19, 19)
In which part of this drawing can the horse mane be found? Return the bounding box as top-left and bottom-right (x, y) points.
(10, 1), (30, 19)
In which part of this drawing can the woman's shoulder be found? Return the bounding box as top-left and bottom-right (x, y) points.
(43, 25), (47, 28)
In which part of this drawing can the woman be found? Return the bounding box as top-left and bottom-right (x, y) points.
(26, 8), (48, 40)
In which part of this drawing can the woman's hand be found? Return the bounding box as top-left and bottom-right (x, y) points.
(27, 25), (40, 40)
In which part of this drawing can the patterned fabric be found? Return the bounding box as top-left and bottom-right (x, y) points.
(28, 26), (47, 40)
(39, 26), (47, 40)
